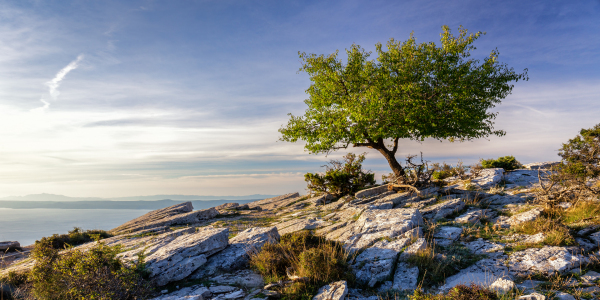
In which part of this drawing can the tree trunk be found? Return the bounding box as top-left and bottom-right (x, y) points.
(377, 147), (405, 179)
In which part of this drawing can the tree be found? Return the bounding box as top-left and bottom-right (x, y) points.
(279, 26), (528, 179)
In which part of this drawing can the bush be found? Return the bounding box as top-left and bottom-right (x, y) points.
(304, 153), (375, 197)
(431, 162), (467, 181)
(249, 231), (354, 300)
(35, 227), (112, 250)
(27, 239), (153, 300)
(480, 156), (522, 171)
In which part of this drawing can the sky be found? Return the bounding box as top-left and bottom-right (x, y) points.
(0, 0), (598, 198)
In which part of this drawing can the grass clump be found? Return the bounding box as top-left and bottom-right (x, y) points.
(410, 284), (499, 300)
(249, 231), (354, 300)
(480, 156), (522, 171)
(560, 201), (600, 224)
(2, 240), (153, 300)
(513, 217), (575, 246)
(35, 227), (112, 250)
(431, 162), (467, 181)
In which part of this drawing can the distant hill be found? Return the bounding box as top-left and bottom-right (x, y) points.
(0, 199), (262, 210)
(0, 193), (279, 202)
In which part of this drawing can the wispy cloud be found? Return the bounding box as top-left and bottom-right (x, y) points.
(32, 54), (84, 112)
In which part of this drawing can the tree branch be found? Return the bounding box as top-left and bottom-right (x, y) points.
(392, 137), (399, 154)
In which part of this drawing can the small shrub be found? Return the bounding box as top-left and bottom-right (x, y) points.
(28, 239), (153, 300)
(249, 231), (353, 300)
(480, 156), (522, 171)
(512, 217), (575, 246)
(35, 227), (112, 250)
(305, 153), (376, 197)
(410, 284), (499, 300)
(431, 161), (467, 181)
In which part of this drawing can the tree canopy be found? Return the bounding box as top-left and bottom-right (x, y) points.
(280, 26), (528, 178)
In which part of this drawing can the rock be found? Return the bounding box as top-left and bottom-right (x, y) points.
(192, 227), (279, 278)
(311, 194), (334, 206)
(222, 289), (245, 299)
(111, 202), (194, 234)
(216, 203), (239, 210)
(355, 185), (389, 198)
(421, 199), (465, 220)
(498, 208), (542, 228)
(557, 202), (572, 209)
(489, 278), (515, 293)
(279, 219), (330, 235)
(579, 286), (600, 294)
(210, 270), (264, 288)
(464, 239), (505, 255)
(262, 290), (281, 299)
(400, 238), (427, 259)
(144, 227), (229, 286)
(407, 197), (437, 209)
(0, 241), (20, 251)
(391, 262), (419, 291)
(117, 207), (219, 235)
(439, 257), (510, 292)
(235, 204), (250, 210)
(582, 270), (600, 283)
(471, 168), (504, 188)
(515, 280), (543, 292)
(312, 281), (348, 300)
(588, 231), (600, 245)
(345, 208), (423, 250)
(485, 194), (525, 207)
(504, 170), (542, 187)
(516, 233), (546, 245)
(434, 227), (463, 241)
(523, 162), (560, 170)
(577, 225), (600, 236)
(518, 293), (546, 300)
(210, 286), (237, 294)
(508, 246), (590, 276)
(247, 193), (300, 211)
(576, 238), (597, 251)
(368, 201), (393, 210)
(403, 227), (423, 239)
(150, 285), (210, 300)
(554, 292), (576, 300)
(351, 239), (411, 287)
(455, 209), (495, 224)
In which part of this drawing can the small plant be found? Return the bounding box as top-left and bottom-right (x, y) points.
(249, 231), (354, 300)
(410, 284), (499, 300)
(27, 239), (153, 300)
(431, 161), (467, 181)
(305, 153), (376, 197)
(480, 156), (522, 171)
(35, 227), (112, 250)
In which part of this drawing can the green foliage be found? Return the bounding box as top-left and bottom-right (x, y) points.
(480, 156), (522, 171)
(431, 162), (467, 181)
(249, 231), (354, 300)
(304, 153), (375, 197)
(410, 284), (499, 300)
(280, 25), (528, 178)
(35, 227), (112, 250)
(558, 123), (600, 182)
(28, 239), (152, 300)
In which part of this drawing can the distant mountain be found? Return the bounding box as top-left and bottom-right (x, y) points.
(0, 193), (280, 202)
(0, 199), (260, 210)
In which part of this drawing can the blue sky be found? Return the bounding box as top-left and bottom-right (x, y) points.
(0, 0), (598, 197)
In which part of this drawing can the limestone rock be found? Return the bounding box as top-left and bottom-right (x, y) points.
(582, 270), (600, 283)
(554, 292), (576, 300)
(391, 262), (419, 291)
(489, 278), (515, 293)
(0, 241), (20, 251)
(578, 225), (600, 236)
(400, 238), (427, 259)
(421, 199), (465, 220)
(150, 285), (211, 300)
(509, 246), (590, 276)
(497, 208), (542, 228)
(439, 257), (510, 292)
(145, 227), (229, 286)
(588, 231), (600, 245)
(216, 203), (239, 210)
(310, 194), (334, 206)
(279, 219), (330, 235)
(402, 227), (423, 239)
(247, 193), (300, 210)
(111, 202), (194, 234)
(464, 239), (504, 255)
(518, 293), (546, 300)
(355, 185), (389, 198)
(523, 162), (560, 170)
(434, 227), (462, 247)
(345, 208), (423, 250)
(576, 238), (597, 252)
(352, 239), (411, 287)
(504, 170), (542, 187)
(455, 209), (495, 224)
(312, 281), (348, 300)
(471, 168), (504, 189)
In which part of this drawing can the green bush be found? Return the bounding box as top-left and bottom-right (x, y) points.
(558, 123), (600, 181)
(35, 227), (112, 250)
(431, 162), (467, 181)
(28, 239), (153, 300)
(305, 153), (375, 197)
(480, 156), (522, 171)
(249, 231), (354, 300)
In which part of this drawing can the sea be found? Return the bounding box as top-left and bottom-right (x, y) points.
(0, 200), (256, 246)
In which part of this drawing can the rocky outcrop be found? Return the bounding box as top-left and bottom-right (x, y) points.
(352, 238), (413, 287)
(313, 281), (348, 300)
(355, 185), (389, 198)
(246, 193), (300, 211)
(111, 202), (194, 234)
(143, 227), (229, 286)
(470, 168), (504, 188)
(0, 241), (20, 251)
(508, 246), (590, 276)
(439, 257), (510, 292)
(434, 227), (462, 246)
(391, 262), (419, 291)
(523, 162), (560, 170)
(421, 199), (465, 220)
(496, 207), (542, 228)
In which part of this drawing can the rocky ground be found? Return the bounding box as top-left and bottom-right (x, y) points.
(2, 162), (600, 300)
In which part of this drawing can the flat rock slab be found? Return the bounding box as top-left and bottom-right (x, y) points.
(497, 208), (542, 228)
(279, 219), (330, 235)
(145, 227), (229, 286)
(464, 240), (505, 255)
(391, 262), (419, 291)
(111, 202), (194, 234)
(422, 199), (465, 220)
(439, 256), (510, 292)
(151, 285), (211, 300)
(247, 193), (300, 210)
(589, 231), (600, 245)
(210, 270), (264, 288)
(455, 209), (496, 224)
(355, 185), (389, 199)
(192, 227), (279, 278)
(0, 241), (20, 251)
(352, 239), (412, 287)
(471, 168), (504, 189)
(313, 281), (348, 300)
(434, 227), (463, 247)
(582, 270), (600, 283)
(115, 206), (219, 235)
(523, 162), (560, 170)
(508, 246), (590, 276)
(345, 208), (422, 250)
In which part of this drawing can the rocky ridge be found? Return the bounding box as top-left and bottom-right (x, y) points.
(2, 164), (600, 300)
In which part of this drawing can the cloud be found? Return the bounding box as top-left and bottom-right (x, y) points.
(31, 54), (84, 112)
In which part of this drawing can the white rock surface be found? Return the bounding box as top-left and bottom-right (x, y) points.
(421, 199), (465, 220)
(439, 257), (510, 292)
(523, 162), (560, 170)
(144, 227), (229, 286)
(351, 239), (412, 287)
(554, 292), (576, 300)
(509, 246), (590, 276)
(464, 239), (504, 255)
(151, 285), (211, 300)
(345, 208), (423, 250)
(400, 238), (427, 259)
(582, 270), (600, 283)
(312, 281), (348, 300)
(471, 168), (504, 188)
(391, 262), (419, 291)
(355, 185), (389, 198)
(518, 293), (546, 300)
(576, 238), (597, 251)
(455, 209), (495, 224)
(489, 278), (515, 293)
(434, 227), (463, 241)
(589, 231), (600, 245)
(497, 207), (542, 228)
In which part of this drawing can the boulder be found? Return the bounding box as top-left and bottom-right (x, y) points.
(575, 238), (597, 252)
(489, 278), (515, 293)
(310, 194), (334, 206)
(191, 227), (279, 278)
(421, 199), (465, 220)
(313, 281), (348, 300)
(391, 262), (419, 291)
(210, 270), (264, 288)
(509, 246), (590, 276)
(144, 227), (229, 286)
(471, 168), (504, 188)
(111, 202), (194, 234)
(0, 241), (20, 251)
(355, 185), (389, 199)
(400, 238), (427, 259)
(554, 292), (576, 300)
(352, 239), (412, 287)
